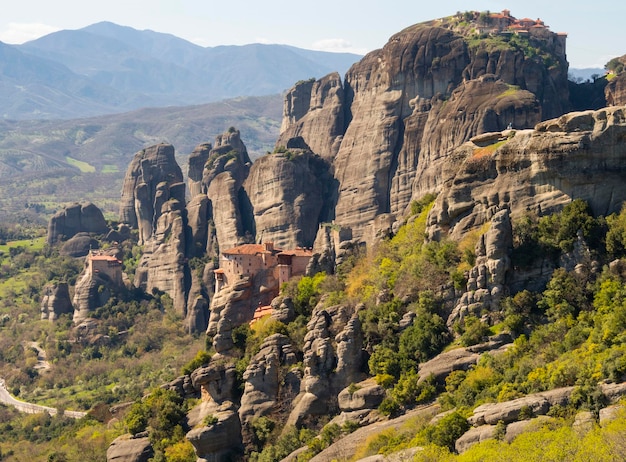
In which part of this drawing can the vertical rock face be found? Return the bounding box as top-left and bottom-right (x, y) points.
(606, 72), (626, 107)
(47, 202), (108, 246)
(449, 209), (513, 326)
(199, 129), (253, 254)
(187, 142), (211, 198)
(238, 333), (300, 447)
(187, 361), (243, 461)
(106, 434), (153, 462)
(278, 16), (569, 242)
(244, 149), (335, 249)
(41, 283), (73, 321)
(119, 143), (184, 245)
(134, 198), (191, 318)
(428, 106), (626, 241)
(277, 73), (346, 162)
(286, 303), (362, 427)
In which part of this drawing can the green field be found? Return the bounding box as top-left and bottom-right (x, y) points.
(65, 156), (96, 173)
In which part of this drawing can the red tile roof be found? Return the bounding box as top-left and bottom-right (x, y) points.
(89, 255), (120, 263)
(279, 248), (313, 257)
(223, 244), (278, 255)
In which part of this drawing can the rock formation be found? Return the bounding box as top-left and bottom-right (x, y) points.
(448, 209), (513, 326)
(106, 434), (153, 462)
(605, 55), (626, 106)
(47, 202), (108, 246)
(133, 197), (192, 318)
(60, 232), (100, 257)
(238, 334), (300, 447)
(244, 148), (335, 249)
(186, 361), (243, 460)
(119, 143), (184, 245)
(276, 74), (346, 162)
(286, 303), (363, 427)
(428, 106), (626, 241)
(119, 142), (210, 332)
(41, 282), (73, 321)
(198, 128), (253, 254)
(72, 248), (124, 325)
(277, 13), (568, 242)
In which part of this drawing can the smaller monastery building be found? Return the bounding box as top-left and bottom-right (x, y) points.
(87, 250), (123, 287)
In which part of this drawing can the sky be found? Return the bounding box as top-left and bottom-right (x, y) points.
(0, 0), (624, 69)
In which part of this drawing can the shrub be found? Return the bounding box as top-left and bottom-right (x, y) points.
(180, 350), (212, 375)
(422, 411), (469, 451)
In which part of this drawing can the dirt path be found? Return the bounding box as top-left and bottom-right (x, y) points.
(25, 341), (51, 371)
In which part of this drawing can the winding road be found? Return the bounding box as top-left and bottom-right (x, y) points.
(0, 342), (87, 419)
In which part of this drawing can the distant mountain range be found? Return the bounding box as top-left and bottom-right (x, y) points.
(0, 21), (362, 120)
(0, 94), (283, 223)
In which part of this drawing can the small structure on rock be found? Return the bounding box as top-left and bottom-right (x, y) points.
(215, 242), (312, 293)
(88, 250), (123, 286)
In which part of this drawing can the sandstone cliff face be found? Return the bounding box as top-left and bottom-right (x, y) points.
(449, 209), (513, 327)
(406, 75), (540, 213)
(286, 303), (363, 427)
(238, 334), (300, 447)
(187, 361), (243, 460)
(278, 20), (569, 242)
(119, 143), (184, 245)
(207, 269), (278, 354)
(276, 74), (346, 162)
(428, 106), (626, 241)
(198, 129), (253, 254)
(244, 149), (335, 249)
(606, 73), (626, 107)
(134, 198), (191, 318)
(41, 282), (73, 321)
(47, 202), (108, 246)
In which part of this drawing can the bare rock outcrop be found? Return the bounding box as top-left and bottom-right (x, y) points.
(337, 379), (385, 412)
(107, 434), (153, 462)
(200, 129), (253, 254)
(119, 143), (184, 245)
(244, 148), (335, 249)
(207, 273), (278, 354)
(286, 304), (362, 427)
(187, 142), (212, 198)
(418, 335), (512, 385)
(41, 282), (72, 321)
(448, 209), (513, 326)
(186, 361), (243, 460)
(134, 198), (191, 317)
(428, 106), (626, 242)
(606, 56), (626, 106)
(277, 73), (346, 162)
(185, 272), (211, 334)
(280, 14), (566, 242)
(468, 387), (574, 426)
(455, 425), (496, 453)
(47, 202), (108, 246)
(239, 334), (300, 447)
(60, 232), (100, 257)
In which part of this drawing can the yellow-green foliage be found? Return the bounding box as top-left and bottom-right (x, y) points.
(351, 414), (432, 460)
(471, 139), (508, 159)
(456, 408), (626, 461)
(497, 84), (521, 98)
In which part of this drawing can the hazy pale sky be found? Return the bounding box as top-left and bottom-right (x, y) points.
(0, 0), (623, 68)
